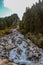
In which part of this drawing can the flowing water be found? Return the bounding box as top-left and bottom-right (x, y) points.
(0, 29), (43, 65)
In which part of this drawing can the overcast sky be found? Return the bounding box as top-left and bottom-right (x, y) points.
(0, 0), (39, 19)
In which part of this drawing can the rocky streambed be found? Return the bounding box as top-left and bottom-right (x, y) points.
(0, 29), (43, 65)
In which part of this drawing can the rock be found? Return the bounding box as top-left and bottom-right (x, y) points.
(0, 45), (3, 52)
(27, 55), (32, 60)
(3, 37), (7, 42)
(17, 48), (23, 55)
(0, 58), (17, 65)
(0, 29), (42, 65)
(25, 50), (29, 56)
(32, 53), (41, 61)
(0, 45), (6, 57)
(18, 62), (26, 65)
(5, 43), (16, 51)
(0, 58), (8, 65)
(12, 37), (16, 43)
(8, 62), (17, 65)
(17, 40), (22, 44)
(26, 50), (33, 60)
(38, 53), (41, 56)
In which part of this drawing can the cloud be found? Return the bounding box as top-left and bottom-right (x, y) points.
(4, 0), (38, 19)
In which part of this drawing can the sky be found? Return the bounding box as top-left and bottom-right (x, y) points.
(0, 0), (39, 20)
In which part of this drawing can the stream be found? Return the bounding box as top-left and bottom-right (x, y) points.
(0, 29), (43, 65)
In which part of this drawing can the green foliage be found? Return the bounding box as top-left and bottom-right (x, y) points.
(19, 1), (43, 34)
(27, 32), (43, 48)
(19, 1), (43, 48)
(0, 28), (12, 37)
(0, 14), (19, 30)
(19, 29), (26, 35)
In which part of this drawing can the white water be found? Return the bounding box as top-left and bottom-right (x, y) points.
(0, 29), (43, 65)
(8, 29), (43, 65)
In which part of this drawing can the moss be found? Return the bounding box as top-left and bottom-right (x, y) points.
(0, 28), (12, 37)
(19, 29), (26, 35)
(27, 32), (43, 48)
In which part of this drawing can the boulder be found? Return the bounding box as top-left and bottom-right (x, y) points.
(17, 48), (23, 55)
(17, 40), (22, 44)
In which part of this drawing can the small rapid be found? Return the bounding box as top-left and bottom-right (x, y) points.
(0, 29), (43, 65)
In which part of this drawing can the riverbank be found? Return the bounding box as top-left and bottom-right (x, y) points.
(19, 29), (43, 48)
(27, 32), (43, 48)
(0, 29), (43, 65)
(0, 28), (12, 37)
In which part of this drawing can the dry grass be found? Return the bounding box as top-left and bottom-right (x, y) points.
(0, 28), (12, 37)
(27, 32), (43, 48)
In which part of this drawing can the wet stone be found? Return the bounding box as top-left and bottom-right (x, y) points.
(0, 29), (43, 65)
(18, 62), (27, 65)
(17, 48), (23, 55)
(17, 40), (22, 44)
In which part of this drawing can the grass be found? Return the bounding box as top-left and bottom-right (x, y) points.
(19, 29), (43, 48)
(0, 28), (12, 37)
(0, 23), (17, 37)
(0, 28), (43, 48)
(27, 32), (43, 48)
